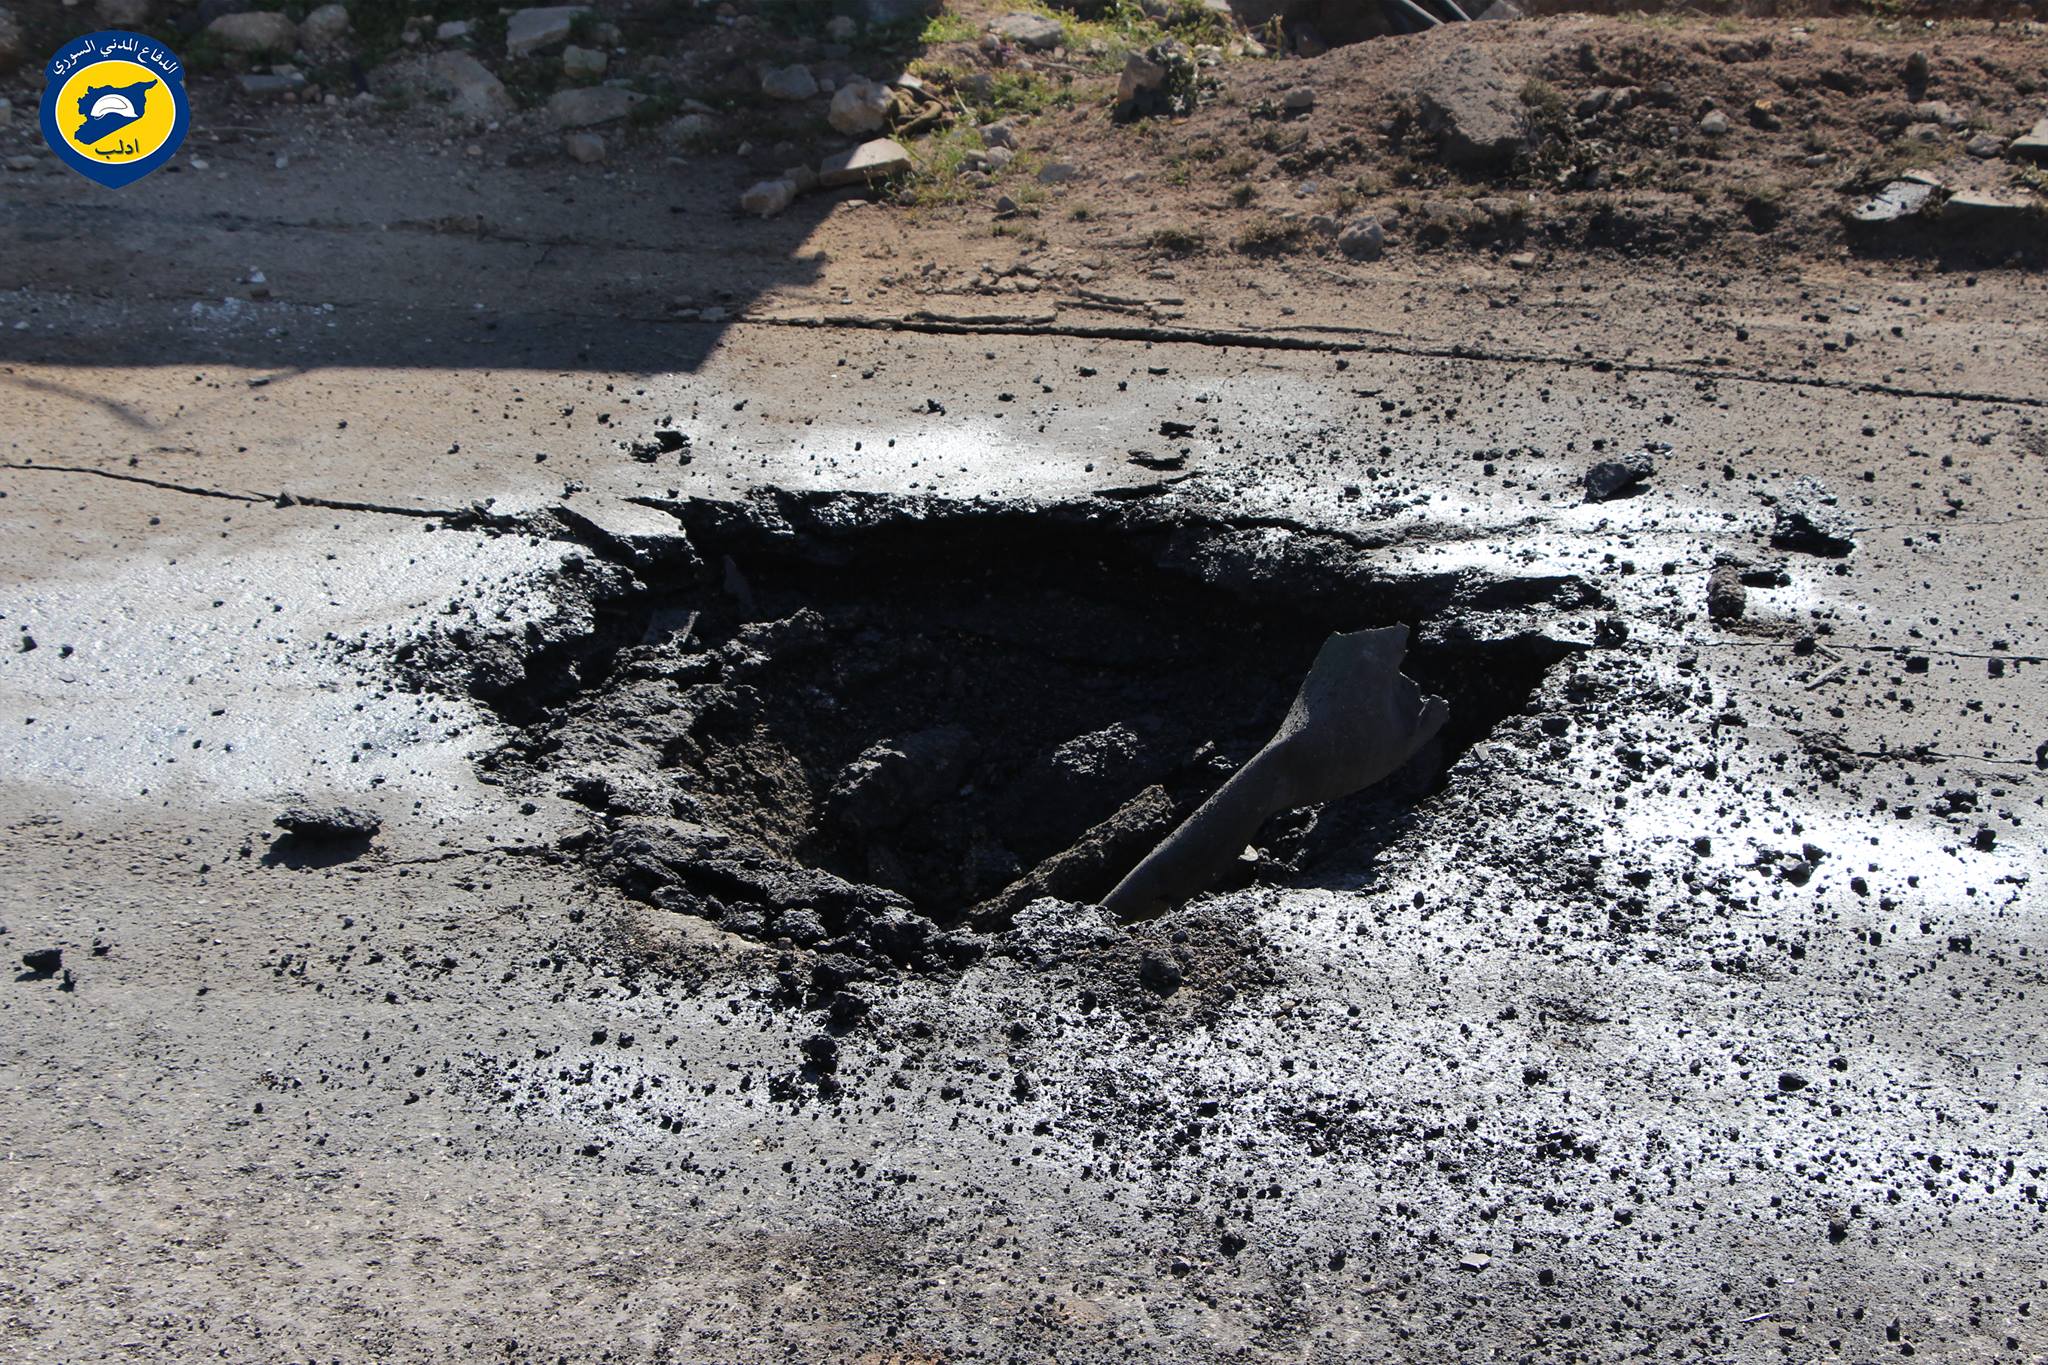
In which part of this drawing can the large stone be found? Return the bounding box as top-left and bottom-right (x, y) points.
(1415, 45), (1529, 169)
(370, 52), (514, 119)
(207, 10), (302, 55)
(761, 63), (818, 101)
(819, 137), (911, 187)
(991, 12), (1063, 50)
(740, 177), (797, 218)
(505, 5), (584, 58)
(547, 85), (642, 128)
(828, 78), (891, 135)
(299, 3), (350, 51)
(2010, 116), (2048, 164)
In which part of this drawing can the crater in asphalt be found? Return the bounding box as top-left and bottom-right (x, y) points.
(476, 490), (1594, 969)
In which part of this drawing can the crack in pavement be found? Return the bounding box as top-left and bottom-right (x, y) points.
(747, 313), (2048, 410)
(1, 461), (522, 527)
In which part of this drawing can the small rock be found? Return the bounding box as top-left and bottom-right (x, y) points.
(819, 137), (911, 187)
(1282, 85), (1314, 113)
(370, 52), (513, 119)
(663, 112), (713, 147)
(994, 193), (1019, 216)
(561, 44), (606, 79)
(1037, 161), (1081, 184)
(546, 85), (641, 129)
(985, 145), (1014, 171)
(2010, 116), (2048, 164)
(435, 19), (472, 41)
(826, 15), (858, 40)
(1118, 49), (1167, 107)
(828, 78), (892, 135)
(1965, 132), (2007, 159)
(1900, 120), (1944, 145)
(563, 131), (606, 163)
(1583, 451), (1653, 502)
(1771, 503), (1855, 557)
(1459, 1252), (1492, 1272)
(239, 70), (308, 99)
(298, 3), (350, 51)
(801, 1033), (838, 1072)
(866, 908), (937, 964)
(1849, 178), (1937, 225)
(1943, 191), (2035, 225)
(0, 6), (20, 74)
(1706, 563), (1746, 622)
(1138, 949), (1182, 995)
(739, 177), (796, 218)
(275, 804), (380, 840)
(1698, 109), (1732, 136)
(505, 5), (585, 58)
(207, 10), (302, 55)
(990, 12), (1063, 50)
(21, 947), (62, 977)
(761, 63), (818, 101)
(1337, 217), (1384, 260)
(97, 0), (153, 26)
(981, 119), (1019, 149)
(1778, 1071), (1809, 1092)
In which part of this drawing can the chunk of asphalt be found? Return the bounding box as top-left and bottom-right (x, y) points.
(274, 804), (381, 840)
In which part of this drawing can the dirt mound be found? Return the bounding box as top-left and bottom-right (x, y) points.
(947, 14), (2048, 268)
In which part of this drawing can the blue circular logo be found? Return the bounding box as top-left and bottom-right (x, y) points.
(40, 31), (191, 189)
